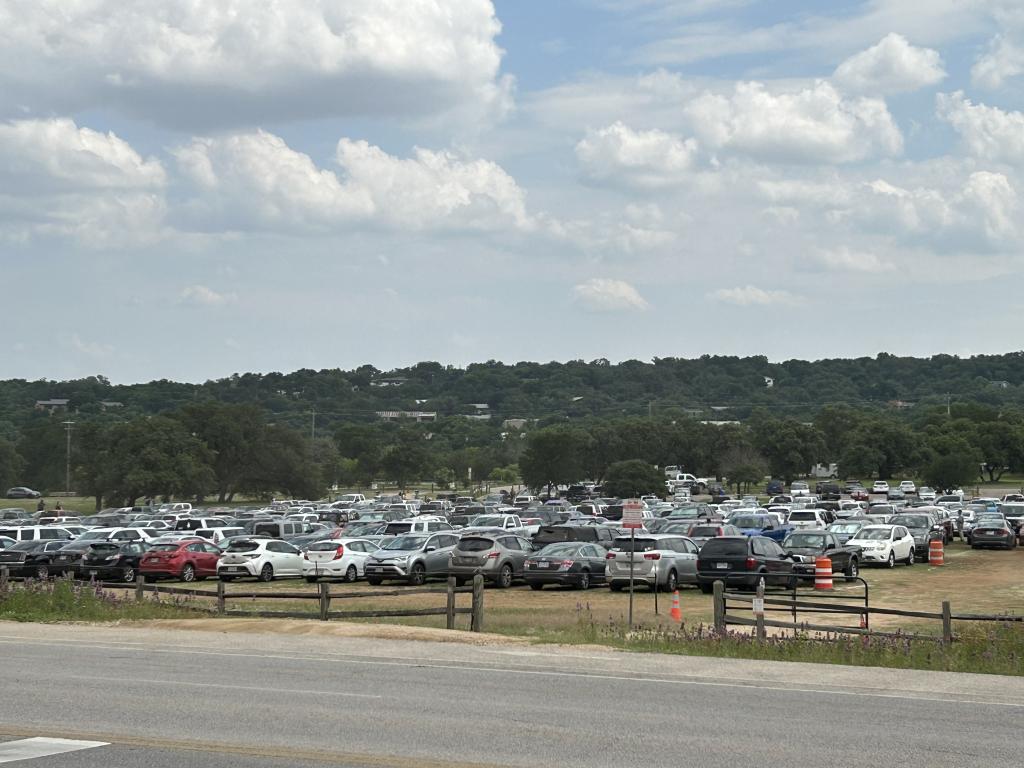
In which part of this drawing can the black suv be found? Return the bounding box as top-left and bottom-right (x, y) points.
(696, 536), (796, 593)
(816, 481), (842, 500)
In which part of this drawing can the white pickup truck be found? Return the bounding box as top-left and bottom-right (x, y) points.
(462, 513), (531, 536)
(665, 473), (711, 494)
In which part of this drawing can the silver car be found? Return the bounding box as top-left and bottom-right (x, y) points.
(448, 533), (535, 588)
(364, 533), (461, 586)
(606, 534), (699, 592)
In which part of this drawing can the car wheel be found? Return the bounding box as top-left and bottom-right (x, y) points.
(496, 564), (514, 589)
(609, 583), (624, 592)
(754, 574), (766, 593)
(366, 577), (383, 586)
(122, 567), (136, 583)
(529, 582), (544, 591)
(845, 559), (859, 582)
(36, 565), (49, 579)
(886, 551), (895, 568)
(905, 547), (914, 566)
(180, 564), (196, 583)
(346, 565), (358, 583)
(578, 571), (591, 591)
(408, 563), (426, 587)
(305, 576), (318, 583)
(258, 563), (274, 582)
(664, 570), (677, 593)
(699, 583), (713, 594)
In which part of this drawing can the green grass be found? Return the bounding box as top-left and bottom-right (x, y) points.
(0, 577), (198, 622)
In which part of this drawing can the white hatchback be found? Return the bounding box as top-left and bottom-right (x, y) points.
(217, 538), (303, 582)
(846, 525), (915, 568)
(302, 538), (379, 583)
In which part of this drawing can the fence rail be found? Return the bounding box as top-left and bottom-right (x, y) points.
(0, 567), (486, 632)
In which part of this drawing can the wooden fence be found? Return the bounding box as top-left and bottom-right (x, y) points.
(712, 580), (1023, 643)
(0, 567), (486, 632)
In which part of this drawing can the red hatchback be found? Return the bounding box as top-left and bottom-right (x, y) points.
(140, 539), (221, 582)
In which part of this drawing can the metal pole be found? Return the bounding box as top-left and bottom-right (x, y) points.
(62, 421), (75, 494)
(628, 528), (635, 628)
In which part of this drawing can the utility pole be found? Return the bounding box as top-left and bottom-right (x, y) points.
(946, 394), (951, 417)
(62, 421), (75, 494)
(311, 407), (317, 444)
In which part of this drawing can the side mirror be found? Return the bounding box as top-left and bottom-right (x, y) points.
(425, 545), (437, 552)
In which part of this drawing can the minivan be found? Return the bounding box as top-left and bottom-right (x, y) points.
(605, 534), (699, 593)
(251, 520), (305, 539)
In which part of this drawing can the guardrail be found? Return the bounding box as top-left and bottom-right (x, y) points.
(711, 578), (1023, 643)
(0, 567), (486, 632)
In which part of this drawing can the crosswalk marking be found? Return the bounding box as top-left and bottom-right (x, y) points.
(0, 738), (108, 763)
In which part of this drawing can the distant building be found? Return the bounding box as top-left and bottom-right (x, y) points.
(463, 414), (492, 421)
(763, 376), (775, 388)
(34, 398), (69, 412)
(469, 403), (490, 411)
(371, 377), (409, 388)
(376, 410), (436, 423)
(991, 380), (1011, 389)
(888, 400), (915, 409)
(502, 418), (529, 430)
(99, 401), (124, 411)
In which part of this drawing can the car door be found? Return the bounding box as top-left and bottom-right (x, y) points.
(497, 536), (527, 576)
(197, 542), (222, 576)
(895, 527), (913, 559)
(580, 545), (605, 582)
(821, 533), (846, 571)
(677, 537), (699, 580)
(423, 534), (455, 574)
(346, 540), (373, 575)
(758, 537), (792, 583)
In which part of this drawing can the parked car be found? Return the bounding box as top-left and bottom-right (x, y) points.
(696, 536), (796, 593)
(899, 480), (917, 495)
(605, 534), (699, 593)
(851, 487), (870, 502)
(918, 486), (937, 502)
(79, 541), (150, 583)
(790, 481), (810, 497)
(888, 513), (945, 559)
(0, 525), (73, 543)
(524, 542), (608, 590)
(0, 540), (69, 577)
(781, 531), (860, 581)
(845, 525), (915, 567)
(685, 524), (742, 548)
(217, 538), (303, 582)
(787, 509), (831, 530)
(364, 532), (460, 586)
(5, 487), (41, 499)
(447, 534), (535, 588)
(302, 538), (379, 583)
(970, 519), (1018, 550)
(728, 513), (793, 542)
(532, 524), (616, 548)
(765, 479), (785, 495)
(140, 539), (222, 582)
(826, 521), (867, 545)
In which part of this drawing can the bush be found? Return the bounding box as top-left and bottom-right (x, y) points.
(0, 577), (195, 622)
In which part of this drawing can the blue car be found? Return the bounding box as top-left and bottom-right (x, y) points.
(729, 513), (793, 542)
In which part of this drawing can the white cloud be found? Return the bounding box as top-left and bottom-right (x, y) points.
(814, 247), (895, 273)
(575, 122), (698, 187)
(0, 0), (509, 128)
(0, 117), (165, 245)
(711, 286), (794, 305)
(173, 130), (535, 234)
(685, 81), (903, 164)
(833, 33), (946, 95)
(937, 91), (1024, 164)
(972, 34), (1024, 89)
(70, 334), (114, 359)
(178, 285), (237, 307)
(573, 278), (650, 312)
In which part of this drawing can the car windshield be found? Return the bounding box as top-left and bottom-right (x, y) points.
(384, 535), (427, 551)
(829, 524), (861, 534)
(9, 541), (42, 552)
(77, 531), (109, 540)
(785, 534), (826, 548)
(890, 515), (930, 528)
(149, 544), (183, 552)
(384, 523), (412, 535)
(732, 517), (765, 528)
(535, 543), (582, 557)
(855, 528), (892, 540)
(977, 520), (1007, 528)
(471, 516), (503, 527)
(226, 541), (260, 553)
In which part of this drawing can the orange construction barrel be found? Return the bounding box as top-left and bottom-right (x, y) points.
(929, 539), (944, 566)
(814, 557), (833, 590)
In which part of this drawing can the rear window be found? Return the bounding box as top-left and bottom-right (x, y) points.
(91, 543), (120, 552)
(789, 511), (817, 521)
(308, 541), (342, 552)
(226, 541), (261, 552)
(612, 537), (659, 552)
(732, 516), (765, 528)
(688, 526), (721, 537)
(701, 539), (749, 556)
(384, 523), (412, 535)
(150, 544), (182, 552)
(459, 537), (495, 552)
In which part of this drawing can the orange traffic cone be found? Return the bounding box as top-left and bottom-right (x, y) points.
(670, 590), (682, 623)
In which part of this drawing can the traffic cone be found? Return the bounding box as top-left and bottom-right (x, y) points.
(860, 612), (867, 629)
(670, 590), (682, 623)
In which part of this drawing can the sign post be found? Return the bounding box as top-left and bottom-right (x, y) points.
(622, 500), (644, 628)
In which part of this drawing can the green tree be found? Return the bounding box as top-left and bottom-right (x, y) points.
(0, 438), (24, 492)
(380, 429), (432, 489)
(518, 426), (589, 494)
(175, 403), (267, 502)
(602, 459), (664, 498)
(720, 446), (768, 495)
(923, 452), (979, 493)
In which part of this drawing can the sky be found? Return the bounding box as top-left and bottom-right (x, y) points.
(1, 0), (1023, 383)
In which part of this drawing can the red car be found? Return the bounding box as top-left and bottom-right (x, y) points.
(851, 488), (870, 502)
(140, 539), (222, 582)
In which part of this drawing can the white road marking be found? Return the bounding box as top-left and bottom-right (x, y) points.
(0, 738), (107, 763)
(0, 636), (1020, 709)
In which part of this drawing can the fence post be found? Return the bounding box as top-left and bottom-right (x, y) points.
(941, 600), (953, 644)
(135, 573), (145, 603)
(0, 566), (7, 591)
(216, 579), (226, 616)
(754, 580), (766, 642)
(470, 574), (485, 633)
(712, 580), (725, 634)
(446, 576), (457, 630)
(319, 582), (330, 621)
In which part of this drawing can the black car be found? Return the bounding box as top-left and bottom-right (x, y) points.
(48, 539), (102, 575)
(0, 540), (69, 577)
(532, 525), (616, 548)
(79, 541), (150, 582)
(970, 519), (1018, 550)
(765, 479), (785, 495)
(524, 542), (608, 590)
(888, 513), (944, 558)
(696, 536), (796, 593)
(781, 531), (860, 581)
(5, 487), (41, 499)
(816, 482), (841, 500)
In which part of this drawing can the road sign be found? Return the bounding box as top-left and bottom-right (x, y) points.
(622, 500), (644, 529)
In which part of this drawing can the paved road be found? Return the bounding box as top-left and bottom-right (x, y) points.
(0, 622), (1021, 767)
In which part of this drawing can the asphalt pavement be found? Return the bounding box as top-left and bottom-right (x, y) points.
(0, 621), (1021, 767)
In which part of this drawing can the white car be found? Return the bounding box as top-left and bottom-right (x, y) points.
(302, 537), (379, 583)
(899, 480), (917, 494)
(790, 482), (810, 497)
(217, 538), (303, 581)
(846, 524), (915, 568)
(872, 481), (890, 494)
(75, 526), (158, 543)
(787, 509), (829, 530)
(918, 487), (937, 501)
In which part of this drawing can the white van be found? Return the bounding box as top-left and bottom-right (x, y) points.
(0, 526), (74, 542)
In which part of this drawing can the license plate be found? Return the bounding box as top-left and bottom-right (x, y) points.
(716, 562), (729, 569)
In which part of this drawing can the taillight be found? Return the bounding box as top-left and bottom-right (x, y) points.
(486, 551), (500, 559)
(560, 559), (574, 568)
(333, 545), (346, 560)
(606, 552), (615, 559)
(745, 557), (757, 570)
(643, 552), (661, 560)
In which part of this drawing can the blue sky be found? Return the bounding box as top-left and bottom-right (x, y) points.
(1, 1), (1022, 383)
